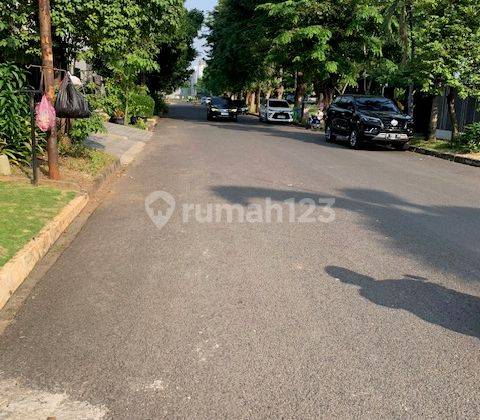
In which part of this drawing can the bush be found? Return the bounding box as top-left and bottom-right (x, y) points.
(69, 113), (106, 143)
(0, 63), (45, 165)
(128, 93), (155, 117)
(93, 94), (123, 116)
(153, 94), (169, 115)
(132, 118), (148, 130)
(452, 122), (480, 153)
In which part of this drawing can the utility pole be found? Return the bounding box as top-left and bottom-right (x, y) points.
(38, 0), (60, 179)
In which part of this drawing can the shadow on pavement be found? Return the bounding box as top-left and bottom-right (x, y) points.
(210, 186), (480, 283)
(325, 266), (480, 339)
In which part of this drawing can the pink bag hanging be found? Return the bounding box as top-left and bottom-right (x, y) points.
(35, 94), (56, 132)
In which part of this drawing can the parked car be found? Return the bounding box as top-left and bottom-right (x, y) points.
(324, 95), (414, 150)
(207, 97), (238, 121)
(233, 99), (248, 115)
(259, 99), (293, 123)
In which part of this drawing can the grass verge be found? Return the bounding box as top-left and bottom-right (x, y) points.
(0, 182), (75, 267)
(411, 137), (480, 160)
(60, 147), (117, 178)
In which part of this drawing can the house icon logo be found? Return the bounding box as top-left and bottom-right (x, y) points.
(145, 191), (176, 229)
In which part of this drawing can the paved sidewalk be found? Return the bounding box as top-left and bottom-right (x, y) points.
(87, 122), (154, 165)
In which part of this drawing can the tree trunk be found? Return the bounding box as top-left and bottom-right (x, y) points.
(322, 86), (334, 108)
(276, 84), (284, 99)
(428, 95), (439, 141)
(255, 86), (261, 114)
(447, 88), (459, 140)
(294, 72), (306, 119)
(248, 91), (256, 114)
(407, 84), (414, 117)
(313, 81), (322, 106)
(275, 68), (284, 99)
(294, 72), (306, 108)
(38, 0), (60, 179)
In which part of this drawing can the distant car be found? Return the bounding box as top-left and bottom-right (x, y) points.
(285, 93), (295, 104)
(207, 97), (238, 121)
(305, 96), (318, 104)
(201, 96), (211, 105)
(259, 99), (293, 123)
(324, 95), (414, 150)
(232, 99), (248, 115)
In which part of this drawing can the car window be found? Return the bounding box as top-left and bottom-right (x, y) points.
(335, 97), (348, 109)
(268, 100), (289, 108)
(355, 97), (399, 112)
(344, 97), (355, 111)
(331, 97), (342, 107)
(211, 97), (231, 107)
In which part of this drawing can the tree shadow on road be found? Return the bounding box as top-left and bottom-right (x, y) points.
(325, 266), (480, 339)
(211, 186), (480, 283)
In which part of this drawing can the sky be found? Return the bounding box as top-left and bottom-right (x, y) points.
(185, 0), (218, 66)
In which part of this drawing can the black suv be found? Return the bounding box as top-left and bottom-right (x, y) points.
(325, 95), (414, 150)
(207, 97), (238, 121)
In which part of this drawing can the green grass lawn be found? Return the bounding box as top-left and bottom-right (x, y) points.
(411, 138), (480, 159)
(411, 138), (455, 152)
(61, 148), (117, 178)
(0, 182), (76, 267)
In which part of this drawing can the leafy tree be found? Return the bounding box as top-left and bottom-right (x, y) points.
(146, 9), (204, 95)
(204, 0), (272, 99)
(413, 0), (480, 139)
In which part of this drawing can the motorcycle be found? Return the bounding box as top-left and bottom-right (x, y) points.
(306, 114), (322, 130)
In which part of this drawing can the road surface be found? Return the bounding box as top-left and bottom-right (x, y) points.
(1, 104), (479, 418)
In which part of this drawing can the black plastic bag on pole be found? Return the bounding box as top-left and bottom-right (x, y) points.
(55, 73), (91, 118)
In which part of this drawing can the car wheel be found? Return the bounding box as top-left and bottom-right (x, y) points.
(348, 129), (362, 149)
(325, 125), (336, 142)
(207, 112), (213, 121)
(394, 142), (410, 151)
(259, 114), (263, 122)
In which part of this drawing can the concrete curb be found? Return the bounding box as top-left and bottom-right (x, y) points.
(0, 157), (122, 311)
(120, 142), (145, 166)
(0, 194), (88, 310)
(87, 158), (121, 194)
(409, 146), (480, 168)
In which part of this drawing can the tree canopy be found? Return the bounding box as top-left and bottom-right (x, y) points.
(204, 0), (480, 135)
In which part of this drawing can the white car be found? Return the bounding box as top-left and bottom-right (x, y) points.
(259, 99), (293, 123)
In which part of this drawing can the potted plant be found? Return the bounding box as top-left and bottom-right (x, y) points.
(111, 109), (125, 125)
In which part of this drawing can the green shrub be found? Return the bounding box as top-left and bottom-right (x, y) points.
(128, 93), (155, 117)
(452, 122), (480, 153)
(133, 118), (148, 130)
(0, 63), (45, 165)
(92, 94), (123, 116)
(153, 94), (169, 115)
(69, 113), (106, 143)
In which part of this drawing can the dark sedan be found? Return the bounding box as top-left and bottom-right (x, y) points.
(207, 97), (238, 121)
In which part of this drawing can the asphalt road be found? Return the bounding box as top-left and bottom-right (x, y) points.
(1, 104), (479, 418)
